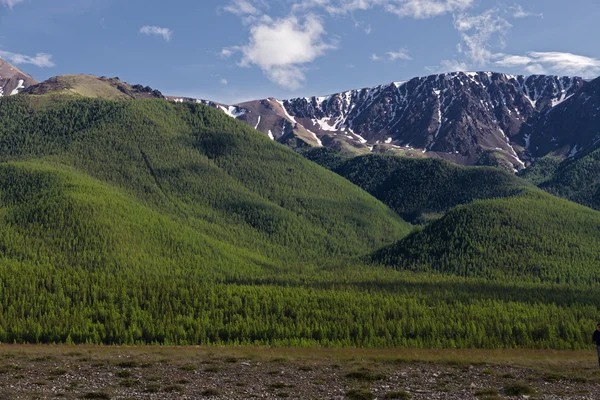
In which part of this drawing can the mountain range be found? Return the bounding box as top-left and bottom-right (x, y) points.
(170, 72), (600, 172)
(1, 57), (600, 347)
(6, 59), (599, 172)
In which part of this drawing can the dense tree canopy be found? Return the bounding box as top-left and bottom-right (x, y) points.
(0, 93), (599, 348)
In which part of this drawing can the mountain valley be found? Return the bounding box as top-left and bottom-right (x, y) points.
(0, 58), (599, 351)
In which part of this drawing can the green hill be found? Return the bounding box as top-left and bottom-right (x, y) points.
(537, 148), (600, 211)
(372, 189), (600, 284)
(22, 74), (163, 100)
(0, 92), (416, 344)
(304, 149), (531, 223)
(1, 86), (600, 349)
(0, 94), (409, 264)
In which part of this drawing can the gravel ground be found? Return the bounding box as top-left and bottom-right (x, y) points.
(0, 348), (599, 399)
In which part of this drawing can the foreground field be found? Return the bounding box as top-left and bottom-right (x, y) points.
(0, 346), (599, 399)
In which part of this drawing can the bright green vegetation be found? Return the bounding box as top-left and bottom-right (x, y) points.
(372, 189), (600, 284)
(0, 92), (600, 348)
(0, 93), (412, 345)
(0, 94), (408, 264)
(303, 149), (530, 223)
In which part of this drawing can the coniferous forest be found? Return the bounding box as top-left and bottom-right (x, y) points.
(0, 92), (599, 349)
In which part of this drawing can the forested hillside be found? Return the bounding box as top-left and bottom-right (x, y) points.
(304, 149), (531, 223)
(0, 94), (409, 264)
(1, 91), (600, 348)
(538, 148), (600, 211)
(372, 190), (600, 284)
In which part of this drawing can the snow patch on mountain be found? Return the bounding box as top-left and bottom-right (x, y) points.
(219, 105), (246, 119)
(9, 79), (24, 95)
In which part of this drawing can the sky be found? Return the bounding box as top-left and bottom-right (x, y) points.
(1, 0), (599, 104)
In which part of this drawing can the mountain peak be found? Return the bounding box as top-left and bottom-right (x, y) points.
(0, 58), (37, 96)
(163, 71), (594, 171)
(22, 74), (164, 100)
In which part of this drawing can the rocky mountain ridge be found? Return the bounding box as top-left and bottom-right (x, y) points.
(216, 72), (591, 170)
(3, 56), (598, 171)
(0, 58), (37, 97)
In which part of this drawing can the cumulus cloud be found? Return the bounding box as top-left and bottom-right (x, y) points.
(454, 9), (511, 66)
(294, 0), (474, 18)
(233, 15), (335, 89)
(0, 51), (55, 67)
(220, 78), (229, 85)
(372, 48), (412, 62)
(494, 52), (600, 77)
(140, 26), (173, 42)
(0, 0), (25, 8)
(221, 0), (479, 88)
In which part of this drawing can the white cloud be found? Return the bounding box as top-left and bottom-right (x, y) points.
(385, 0), (474, 19)
(426, 59), (469, 73)
(372, 48), (412, 62)
(140, 26), (173, 42)
(220, 78), (229, 85)
(454, 9), (511, 66)
(387, 49), (412, 61)
(441, 59), (468, 71)
(220, 47), (236, 58)
(494, 52), (600, 77)
(236, 15), (335, 89)
(0, 51), (55, 67)
(524, 64), (546, 75)
(293, 0), (473, 19)
(224, 0), (261, 16)
(509, 4), (543, 19)
(1, 0), (25, 8)
(492, 54), (531, 67)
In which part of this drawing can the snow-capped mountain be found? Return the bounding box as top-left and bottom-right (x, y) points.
(207, 72), (589, 170)
(2, 60), (596, 171)
(522, 76), (600, 160)
(0, 58), (37, 97)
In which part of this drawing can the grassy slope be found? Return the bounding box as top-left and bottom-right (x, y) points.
(372, 189), (600, 284)
(304, 149), (531, 223)
(22, 75), (132, 100)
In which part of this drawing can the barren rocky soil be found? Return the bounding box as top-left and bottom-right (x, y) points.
(0, 346), (599, 399)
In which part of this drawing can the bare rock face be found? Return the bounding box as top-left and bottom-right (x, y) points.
(275, 72), (584, 169)
(187, 71), (590, 170)
(0, 58), (37, 97)
(521, 76), (600, 161)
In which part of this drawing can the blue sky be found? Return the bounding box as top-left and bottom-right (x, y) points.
(1, 0), (599, 104)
